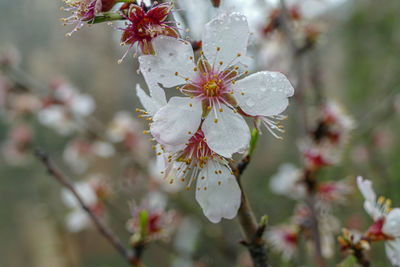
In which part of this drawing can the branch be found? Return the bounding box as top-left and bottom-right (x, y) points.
(231, 127), (269, 267)
(34, 148), (141, 267)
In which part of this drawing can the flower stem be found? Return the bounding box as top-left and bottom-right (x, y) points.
(232, 126), (269, 267)
(93, 12), (125, 24)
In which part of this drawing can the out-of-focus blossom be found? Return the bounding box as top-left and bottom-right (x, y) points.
(317, 179), (352, 207)
(8, 93), (41, 116)
(1, 124), (33, 165)
(63, 139), (115, 174)
(313, 101), (354, 146)
(61, 0), (117, 36)
(357, 176), (400, 266)
(173, 217), (200, 256)
(61, 178), (106, 232)
(127, 191), (179, 242)
(119, 2), (179, 60)
(140, 13), (294, 156)
(269, 163), (306, 199)
(266, 224), (299, 261)
(38, 80), (95, 135)
(299, 140), (338, 170)
(107, 111), (147, 154)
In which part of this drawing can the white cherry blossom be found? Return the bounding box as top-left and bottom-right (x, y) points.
(357, 176), (400, 266)
(136, 83), (241, 223)
(139, 12), (294, 158)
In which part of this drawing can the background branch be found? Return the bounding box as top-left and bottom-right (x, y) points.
(34, 148), (141, 267)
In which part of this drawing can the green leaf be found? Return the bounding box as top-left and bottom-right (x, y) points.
(338, 255), (359, 267)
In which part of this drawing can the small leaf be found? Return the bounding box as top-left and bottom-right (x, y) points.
(338, 255), (359, 267)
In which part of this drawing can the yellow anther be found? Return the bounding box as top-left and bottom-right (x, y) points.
(237, 53), (241, 57)
(181, 178), (185, 182)
(157, 152), (161, 155)
(190, 56), (193, 60)
(235, 66), (239, 70)
(189, 103), (193, 107)
(186, 186), (190, 191)
(194, 67), (198, 71)
(185, 77), (189, 81)
(378, 196), (385, 205)
(231, 80), (236, 84)
(175, 72), (179, 76)
(217, 46), (220, 51)
(218, 181), (221, 186)
(207, 106), (212, 110)
(188, 131), (192, 134)
(241, 92), (244, 96)
(245, 70), (249, 74)
(201, 51), (204, 55)
(201, 176), (205, 180)
(143, 130), (148, 134)
(214, 118), (218, 123)
(219, 108), (223, 112)
(204, 186), (207, 190)
(219, 61), (223, 65)
(169, 179), (174, 184)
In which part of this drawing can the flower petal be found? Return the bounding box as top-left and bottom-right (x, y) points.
(232, 71), (294, 116)
(136, 84), (165, 116)
(357, 176), (377, 204)
(385, 239), (400, 266)
(383, 208), (400, 237)
(66, 210), (90, 232)
(202, 107), (250, 158)
(150, 97), (202, 148)
(195, 161), (241, 223)
(139, 36), (196, 88)
(202, 12), (250, 70)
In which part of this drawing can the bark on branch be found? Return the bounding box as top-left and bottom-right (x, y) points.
(34, 148), (142, 267)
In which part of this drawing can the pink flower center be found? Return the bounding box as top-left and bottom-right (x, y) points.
(180, 130), (214, 168)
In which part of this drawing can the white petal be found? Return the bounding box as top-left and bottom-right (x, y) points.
(139, 36), (196, 88)
(383, 209), (400, 237)
(150, 97), (202, 147)
(202, 12), (249, 69)
(66, 210), (90, 232)
(232, 71), (294, 116)
(136, 84), (165, 116)
(195, 162), (241, 223)
(385, 239), (400, 266)
(70, 94), (96, 117)
(202, 107), (250, 158)
(357, 176), (377, 204)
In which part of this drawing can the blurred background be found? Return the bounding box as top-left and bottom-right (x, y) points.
(1, 0), (400, 266)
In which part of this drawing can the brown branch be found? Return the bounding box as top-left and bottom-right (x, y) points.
(34, 148), (141, 267)
(232, 155), (269, 267)
(305, 195), (326, 267)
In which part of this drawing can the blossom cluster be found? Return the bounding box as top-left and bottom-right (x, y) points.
(267, 101), (354, 261)
(135, 11), (294, 223)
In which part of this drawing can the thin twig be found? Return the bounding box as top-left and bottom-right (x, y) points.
(231, 128), (269, 267)
(34, 148), (141, 267)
